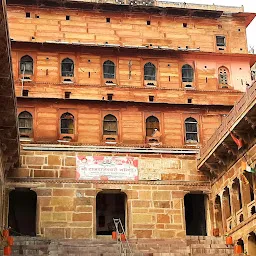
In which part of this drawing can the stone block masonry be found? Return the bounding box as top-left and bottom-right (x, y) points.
(6, 148), (211, 239)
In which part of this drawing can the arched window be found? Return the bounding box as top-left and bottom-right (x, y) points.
(61, 58), (74, 77)
(185, 117), (198, 142)
(146, 116), (159, 136)
(144, 62), (156, 81)
(60, 113), (74, 134)
(218, 66), (229, 85)
(103, 60), (115, 79)
(20, 55), (33, 74)
(103, 114), (117, 135)
(182, 64), (194, 82)
(18, 111), (33, 136)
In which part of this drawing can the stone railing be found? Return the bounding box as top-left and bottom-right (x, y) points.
(199, 81), (256, 164)
(247, 200), (256, 218)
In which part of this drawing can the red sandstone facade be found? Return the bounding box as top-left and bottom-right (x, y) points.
(4, 0), (256, 255)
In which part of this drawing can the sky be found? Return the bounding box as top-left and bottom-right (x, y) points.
(164, 0), (256, 49)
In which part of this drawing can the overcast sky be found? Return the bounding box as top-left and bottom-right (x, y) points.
(164, 0), (256, 49)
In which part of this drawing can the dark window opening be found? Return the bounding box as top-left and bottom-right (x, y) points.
(184, 193), (207, 236)
(20, 55), (33, 75)
(107, 94), (113, 101)
(149, 96), (154, 102)
(65, 92), (71, 99)
(188, 98), (192, 104)
(66, 15), (70, 20)
(147, 20), (151, 25)
(26, 12), (30, 18)
(103, 60), (115, 79)
(88, 72), (91, 78)
(182, 64), (194, 83)
(216, 36), (226, 47)
(144, 62), (156, 81)
(61, 58), (74, 77)
(106, 17), (111, 23)
(22, 90), (29, 97)
(8, 189), (37, 236)
(103, 114), (117, 135)
(60, 112), (74, 134)
(96, 192), (126, 235)
(185, 117), (198, 143)
(18, 111), (33, 136)
(146, 116), (159, 136)
(183, 23), (187, 28)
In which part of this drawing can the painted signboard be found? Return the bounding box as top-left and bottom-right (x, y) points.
(76, 156), (138, 181)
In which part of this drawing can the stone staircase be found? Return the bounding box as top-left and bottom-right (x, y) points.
(0, 236), (236, 255)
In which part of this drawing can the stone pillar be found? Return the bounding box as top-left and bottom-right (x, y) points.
(231, 180), (241, 214)
(214, 194), (223, 236)
(221, 188), (231, 232)
(240, 175), (252, 218)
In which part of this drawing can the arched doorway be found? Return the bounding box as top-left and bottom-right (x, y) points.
(248, 232), (256, 255)
(8, 189), (37, 236)
(184, 193), (207, 236)
(96, 191), (126, 235)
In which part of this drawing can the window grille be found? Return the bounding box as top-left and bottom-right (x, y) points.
(219, 66), (229, 85)
(103, 60), (115, 79)
(216, 36), (226, 47)
(61, 58), (74, 77)
(182, 64), (194, 82)
(60, 113), (74, 134)
(103, 114), (117, 135)
(18, 111), (33, 135)
(20, 55), (33, 75)
(146, 116), (159, 136)
(185, 117), (198, 142)
(144, 62), (156, 81)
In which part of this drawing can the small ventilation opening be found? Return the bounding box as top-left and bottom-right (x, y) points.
(63, 136), (72, 141)
(188, 98), (192, 104)
(66, 15), (70, 20)
(183, 23), (187, 28)
(106, 80), (114, 84)
(149, 96), (154, 102)
(107, 94), (113, 101)
(63, 78), (72, 82)
(35, 14), (39, 18)
(185, 84), (192, 88)
(106, 17), (111, 23)
(26, 12), (30, 18)
(65, 92), (71, 99)
(147, 20), (151, 25)
(22, 90), (29, 97)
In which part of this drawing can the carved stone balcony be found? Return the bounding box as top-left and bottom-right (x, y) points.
(198, 81), (256, 179)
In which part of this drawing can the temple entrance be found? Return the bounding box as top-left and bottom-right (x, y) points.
(96, 191), (126, 235)
(184, 193), (207, 236)
(8, 189), (37, 236)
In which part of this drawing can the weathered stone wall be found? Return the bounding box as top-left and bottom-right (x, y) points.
(211, 144), (256, 255)
(7, 148), (211, 239)
(6, 181), (210, 239)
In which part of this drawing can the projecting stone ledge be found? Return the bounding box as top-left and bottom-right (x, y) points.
(69, 0), (244, 12)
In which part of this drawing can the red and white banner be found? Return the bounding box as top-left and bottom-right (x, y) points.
(76, 156), (139, 181)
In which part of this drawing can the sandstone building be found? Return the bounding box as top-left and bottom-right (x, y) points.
(3, 0), (256, 255)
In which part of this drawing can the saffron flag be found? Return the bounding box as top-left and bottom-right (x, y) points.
(241, 161), (256, 174)
(230, 132), (243, 149)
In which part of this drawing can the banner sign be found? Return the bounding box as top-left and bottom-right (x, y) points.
(76, 156), (139, 181)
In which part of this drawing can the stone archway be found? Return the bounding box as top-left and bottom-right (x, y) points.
(8, 188), (37, 236)
(96, 191), (127, 236)
(184, 193), (207, 236)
